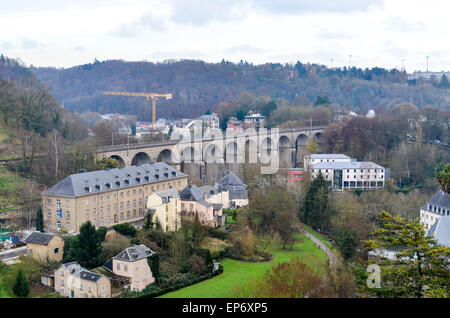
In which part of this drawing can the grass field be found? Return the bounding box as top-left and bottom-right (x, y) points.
(159, 234), (328, 298)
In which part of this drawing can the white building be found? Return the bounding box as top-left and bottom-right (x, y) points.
(420, 190), (450, 232)
(311, 161), (385, 190)
(304, 154), (352, 171)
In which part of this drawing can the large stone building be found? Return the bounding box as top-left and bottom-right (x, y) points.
(420, 190), (450, 231)
(54, 261), (111, 298)
(311, 161), (385, 190)
(426, 216), (450, 247)
(42, 162), (188, 233)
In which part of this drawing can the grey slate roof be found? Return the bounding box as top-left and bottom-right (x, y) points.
(43, 162), (187, 198)
(180, 184), (206, 201)
(25, 232), (55, 245)
(154, 189), (179, 203)
(215, 171), (248, 200)
(199, 185), (218, 196)
(57, 261), (106, 282)
(422, 190), (450, 212)
(308, 154), (351, 159)
(426, 216), (450, 247)
(112, 244), (154, 262)
(312, 161), (385, 170)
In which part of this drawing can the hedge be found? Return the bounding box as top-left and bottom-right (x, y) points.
(135, 264), (224, 298)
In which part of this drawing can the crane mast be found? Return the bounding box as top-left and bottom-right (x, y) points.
(102, 91), (172, 132)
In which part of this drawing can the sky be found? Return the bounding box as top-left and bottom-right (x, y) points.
(0, 0), (448, 72)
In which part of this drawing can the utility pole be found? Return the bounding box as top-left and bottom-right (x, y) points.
(426, 56), (430, 73)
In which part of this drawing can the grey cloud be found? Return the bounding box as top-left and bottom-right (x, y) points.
(383, 47), (409, 58)
(386, 17), (427, 32)
(226, 44), (268, 54)
(73, 46), (85, 52)
(256, 0), (383, 14)
(22, 39), (44, 50)
(0, 42), (13, 51)
(111, 11), (169, 37)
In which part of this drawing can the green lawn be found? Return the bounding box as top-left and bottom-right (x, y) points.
(159, 234), (328, 298)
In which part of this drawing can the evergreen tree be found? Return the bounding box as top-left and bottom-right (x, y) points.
(35, 206), (44, 232)
(191, 212), (205, 249)
(364, 212), (450, 298)
(302, 172), (332, 231)
(436, 163), (450, 193)
(74, 221), (102, 268)
(13, 269), (29, 297)
(334, 228), (358, 262)
(148, 253), (160, 284)
(143, 212), (154, 230)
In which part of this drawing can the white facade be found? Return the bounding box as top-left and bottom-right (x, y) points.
(311, 161), (385, 190)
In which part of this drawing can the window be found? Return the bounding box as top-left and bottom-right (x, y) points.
(100, 195), (103, 202)
(88, 285), (92, 292)
(57, 221), (61, 230)
(127, 191), (130, 197)
(66, 200), (70, 207)
(66, 211), (70, 219)
(80, 283), (83, 291)
(107, 216), (111, 224)
(181, 203), (185, 209)
(124, 264), (128, 272)
(48, 210), (51, 217)
(117, 263), (120, 270)
(85, 199), (89, 205)
(61, 278), (64, 286)
(93, 219), (97, 227)
(114, 193), (117, 199)
(56, 200), (61, 208)
(133, 210), (136, 218)
(93, 208), (96, 215)
(54, 248), (59, 254)
(100, 218), (104, 226)
(120, 192), (124, 198)
(133, 200), (136, 207)
(100, 207), (103, 215)
(120, 212), (124, 220)
(86, 210), (89, 217)
(133, 189), (136, 195)
(107, 194), (110, 200)
(190, 204), (193, 210)
(101, 285), (105, 292)
(127, 201), (130, 208)
(126, 211), (130, 219)
(61, 270), (65, 276)
(66, 222), (70, 230)
(93, 197), (97, 203)
(47, 198), (51, 205)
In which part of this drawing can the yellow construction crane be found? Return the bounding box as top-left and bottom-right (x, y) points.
(102, 91), (172, 132)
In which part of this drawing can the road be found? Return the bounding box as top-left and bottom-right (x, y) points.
(0, 246), (27, 261)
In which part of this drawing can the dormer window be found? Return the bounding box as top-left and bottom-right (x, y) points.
(144, 176), (149, 181)
(116, 181), (120, 186)
(95, 185), (101, 190)
(124, 179), (129, 185)
(136, 177), (141, 183)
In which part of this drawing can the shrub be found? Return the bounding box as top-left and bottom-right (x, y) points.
(13, 269), (29, 297)
(113, 223), (137, 237)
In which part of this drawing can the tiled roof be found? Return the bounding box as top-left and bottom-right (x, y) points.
(426, 216), (450, 247)
(43, 162), (187, 198)
(57, 261), (106, 282)
(180, 184), (206, 202)
(113, 244), (154, 262)
(25, 232), (55, 245)
(154, 189), (179, 203)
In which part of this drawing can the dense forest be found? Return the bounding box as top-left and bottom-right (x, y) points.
(27, 58), (450, 121)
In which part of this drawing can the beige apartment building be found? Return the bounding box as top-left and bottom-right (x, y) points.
(54, 262), (111, 298)
(42, 162), (188, 233)
(147, 189), (181, 232)
(111, 244), (155, 292)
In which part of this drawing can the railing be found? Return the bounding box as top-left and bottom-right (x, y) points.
(98, 126), (327, 153)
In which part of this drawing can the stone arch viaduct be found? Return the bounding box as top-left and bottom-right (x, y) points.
(96, 126), (325, 170)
